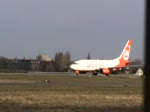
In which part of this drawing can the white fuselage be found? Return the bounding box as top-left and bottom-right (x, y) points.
(70, 58), (120, 71)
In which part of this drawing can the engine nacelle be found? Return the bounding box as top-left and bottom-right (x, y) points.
(100, 68), (110, 75)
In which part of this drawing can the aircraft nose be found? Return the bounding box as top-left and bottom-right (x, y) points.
(70, 64), (74, 69)
(70, 64), (76, 70)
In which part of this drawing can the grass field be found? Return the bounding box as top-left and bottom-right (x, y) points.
(0, 73), (144, 112)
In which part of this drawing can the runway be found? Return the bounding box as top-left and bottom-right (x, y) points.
(0, 73), (143, 87)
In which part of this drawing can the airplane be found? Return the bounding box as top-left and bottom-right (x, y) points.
(70, 40), (132, 76)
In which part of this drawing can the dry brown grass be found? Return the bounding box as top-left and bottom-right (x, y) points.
(0, 73), (144, 112)
(0, 92), (143, 112)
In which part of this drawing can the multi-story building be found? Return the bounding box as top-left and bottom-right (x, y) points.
(0, 58), (55, 72)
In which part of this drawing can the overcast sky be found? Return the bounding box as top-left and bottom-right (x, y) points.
(0, 0), (145, 61)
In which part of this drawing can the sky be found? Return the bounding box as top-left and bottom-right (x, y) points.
(0, 0), (145, 61)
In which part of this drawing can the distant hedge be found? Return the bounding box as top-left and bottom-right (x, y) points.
(0, 69), (28, 73)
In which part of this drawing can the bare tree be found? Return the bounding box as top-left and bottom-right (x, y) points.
(64, 51), (71, 71)
(54, 51), (71, 72)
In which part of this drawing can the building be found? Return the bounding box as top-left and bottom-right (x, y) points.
(0, 58), (55, 72)
(36, 54), (51, 61)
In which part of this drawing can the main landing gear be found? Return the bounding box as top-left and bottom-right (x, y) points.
(87, 71), (98, 77)
(75, 70), (98, 77)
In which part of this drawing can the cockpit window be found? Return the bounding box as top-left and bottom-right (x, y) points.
(72, 62), (78, 64)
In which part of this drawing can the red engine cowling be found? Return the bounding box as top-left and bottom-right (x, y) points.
(102, 68), (110, 75)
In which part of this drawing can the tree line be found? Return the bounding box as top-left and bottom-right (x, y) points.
(0, 52), (72, 72)
(0, 54), (143, 74)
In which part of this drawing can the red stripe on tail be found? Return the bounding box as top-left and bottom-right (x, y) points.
(117, 40), (132, 67)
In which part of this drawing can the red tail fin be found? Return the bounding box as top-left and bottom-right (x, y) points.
(117, 40), (132, 67)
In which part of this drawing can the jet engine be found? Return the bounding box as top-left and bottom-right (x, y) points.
(100, 68), (110, 75)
